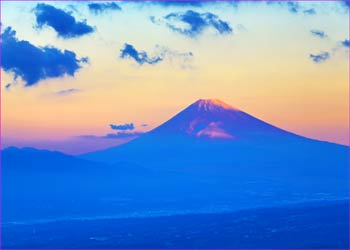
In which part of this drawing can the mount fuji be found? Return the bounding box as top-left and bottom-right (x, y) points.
(76, 100), (350, 211)
(3, 99), (348, 224)
(82, 99), (347, 176)
(79, 99), (348, 204)
(146, 98), (296, 140)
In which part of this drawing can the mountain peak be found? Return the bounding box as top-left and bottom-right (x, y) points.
(192, 99), (239, 112)
(148, 98), (294, 140)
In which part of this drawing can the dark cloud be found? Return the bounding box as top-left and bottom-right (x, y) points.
(151, 10), (232, 37)
(120, 44), (163, 65)
(309, 52), (330, 63)
(110, 123), (135, 131)
(88, 2), (121, 14)
(35, 3), (94, 38)
(1, 27), (87, 87)
(341, 39), (349, 48)
(55, 88), (81, 96)
(310, 29), (327, 39)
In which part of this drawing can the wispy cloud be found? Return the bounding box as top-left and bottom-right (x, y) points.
(303, 8), (316, 15)
(310, 29), (327, 39)
(156, 45), (194, 68)
(35, 3), (94, 39)
(309, 52), (330, 63)
(151, 10), (232, 38)
(1, 27), (87, 87)
(103, 132), (143, 139)
(78, 131), (143, 140)
(88, 2), (121, 14)
(55, 88), (81, 96)
(120, 43), (193, 67)
(267, 1), (316, 15)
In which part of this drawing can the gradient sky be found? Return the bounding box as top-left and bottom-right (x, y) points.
(1, 1), (349, 154)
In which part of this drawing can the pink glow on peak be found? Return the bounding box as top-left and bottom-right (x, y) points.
(194, 99), (240, 112)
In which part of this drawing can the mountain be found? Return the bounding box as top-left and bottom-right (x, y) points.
(81, 99), (346, 171)
(80, 98), (348, 202)
(2, 146), (152, 175)
(2, 147), (100, 173)
(3, 99), (348, 223)
(2, 147), (153, 222)
(148, 99), (297, 140)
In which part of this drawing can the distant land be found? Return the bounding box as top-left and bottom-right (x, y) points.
(3, 200), (349, 249)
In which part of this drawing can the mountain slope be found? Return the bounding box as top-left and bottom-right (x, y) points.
(150, 99), (298, 140)
(81, 99), (346, 170)
(80, 99), (348, 202)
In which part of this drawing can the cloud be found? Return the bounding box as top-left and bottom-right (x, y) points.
(342, 1), (350, 8)
(55, 88), (81, 96)
(88, 2), (121, 14)
(267, 1), (300, 13)
(120, 44), (163, 65)
(103, 132), (143, 139)
(5, 83), (11, 90)
(303, 8), (316, 15)
(268, 1), (316, 15)
(141, 124), (148, 127)
(156, 45), (194, 68)
(285, 1), (300, 13)
(341, 39), (349, 48)
(35, 3), (94, 38)
(154, 1), (203, 7)
(310, 29), (327, 39)
(309, 52), (330, 63)
(78, 131), (143, 140)
(1, 27), (87, 87)
(151, 10), (232, 37)
(110, 123), (135, 131)
(80, 57), (90, 63)
(120, 43), (193, 67)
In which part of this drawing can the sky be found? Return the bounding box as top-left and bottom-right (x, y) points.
(1, 1), (349, 155)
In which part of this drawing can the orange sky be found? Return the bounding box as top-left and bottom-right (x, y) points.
(1, 1), (349, 154)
